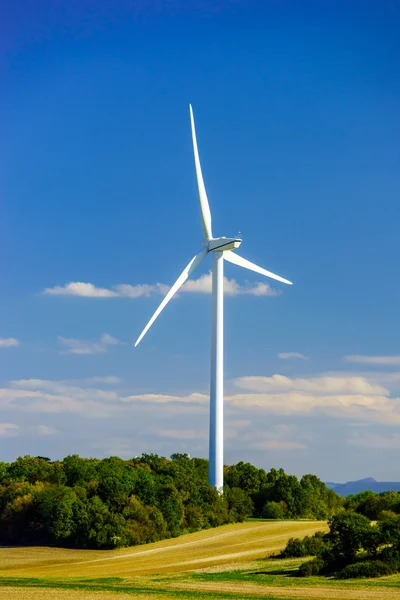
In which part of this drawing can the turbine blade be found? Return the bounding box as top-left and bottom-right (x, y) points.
(189, 104), (213, 240)
(134, 248), (208, 347)
(224, 251), (293, 285)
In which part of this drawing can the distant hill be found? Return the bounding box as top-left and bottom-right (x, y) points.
(326, 477), (400, 496)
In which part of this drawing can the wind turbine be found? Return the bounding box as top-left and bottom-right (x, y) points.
(135, 105), (292, 491)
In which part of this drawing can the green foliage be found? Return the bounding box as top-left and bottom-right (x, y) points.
(225, 487), (254, 522)
(298, 558), (324, 576)
(282, 508), (400, 579)
(280, 532), (326, 558)
(235, 466), (342, 520)
(280, 537), (307, 558)
(261, 501), (285, 519)
(0, 454), (342, 550)
(345, 489), (400, 520)
(338, 560), (395, 579)
(378, 513), (400, 548)
(328, 512), (373, 562)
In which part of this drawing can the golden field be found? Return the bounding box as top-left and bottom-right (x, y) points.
(1, 520), (400, 599)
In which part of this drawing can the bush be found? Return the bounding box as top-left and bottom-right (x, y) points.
(261, 501), (285, 519)
(377, 510), (398, 521)
(338, 560), (394, 579)
(378, 545), (400, 567)
(304, 532), (325, 555)
(298, 558), (324, 577)
(280, 537), (306, 558)
(280, 532), (326, 558)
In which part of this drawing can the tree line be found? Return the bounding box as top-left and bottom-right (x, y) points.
(0, 454), (342, 549)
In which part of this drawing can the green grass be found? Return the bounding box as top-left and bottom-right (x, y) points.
(0, 577), (285, 599)
(190, 558), (400, 589)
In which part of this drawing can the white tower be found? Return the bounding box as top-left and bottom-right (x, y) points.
(135, 106), (292, 491)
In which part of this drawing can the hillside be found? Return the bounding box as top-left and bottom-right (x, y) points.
(0, 520), (327, 578)
(3, 521), (400, 600)
(327, 477), (400, 496)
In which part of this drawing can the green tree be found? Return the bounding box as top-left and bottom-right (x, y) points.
(328, 512), (373, 563)
(262, 501), (285, 519)
(226, 487), (254, 522)
(158, 483), (184, 536)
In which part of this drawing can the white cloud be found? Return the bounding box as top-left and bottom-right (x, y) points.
(0, 338), (19, 348)
(3, 379), (119, 417)
(344, 355), (400, 366)
(43, 282), (118, 297)
(11, 379), (118, 401)
(43, 274), (279, 298)
(181, 272), (279, 296)
(234, 374), (387, 396)
(3, 370), (400, 429)
(114, 283), (169, 297)
(121, 392), (208, 405)
(58, 333), (120, 355)
(0, 423), (19, 436)
(278, 352), (307, 360)
(119, 375), (400, 426)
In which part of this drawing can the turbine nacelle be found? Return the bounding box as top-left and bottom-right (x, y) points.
(207, 237), (242, 253)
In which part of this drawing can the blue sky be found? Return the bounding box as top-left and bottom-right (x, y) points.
(1, 0), (400, 481)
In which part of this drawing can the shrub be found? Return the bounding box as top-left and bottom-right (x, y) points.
(304, 532), (325, 555)
(280, 532), (326, 558)
(377, 510), (397, 521)
(338, 560), (394, 579)
(298, 558), (324, 577)
(261, 501), (285, 519)
(378, 545), (400, 567)
(280, 537), (306, 558)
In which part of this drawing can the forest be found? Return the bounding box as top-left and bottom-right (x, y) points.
(0, 453), (342, 549)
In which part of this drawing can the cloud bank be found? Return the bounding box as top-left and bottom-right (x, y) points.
(58, 334), (121, 355)
(43, 273), (279, 298)
(3, 371), (398, 427)
(3, 366), (400, 479)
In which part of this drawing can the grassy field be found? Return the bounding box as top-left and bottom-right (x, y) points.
(1, 520), (399, 599)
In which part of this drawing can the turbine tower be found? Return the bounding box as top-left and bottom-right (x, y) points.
(135, 105), (292, 491)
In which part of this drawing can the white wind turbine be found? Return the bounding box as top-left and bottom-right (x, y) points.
(135, 105), (292, 491)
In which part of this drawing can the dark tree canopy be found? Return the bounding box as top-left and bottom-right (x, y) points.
(280, 509), (400, 579)
(0, 454), (341, 549)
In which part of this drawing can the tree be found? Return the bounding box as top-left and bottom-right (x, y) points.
(157, 483), (184, 536)
(328, 512), (373, 564)
(32, 485), (77, 543)
(226, 487), (254, 522)
(262, 501), (285, 519)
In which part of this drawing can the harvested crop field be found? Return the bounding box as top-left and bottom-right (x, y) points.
(0, 521), (326, 578)
(1, 521), (399, 599)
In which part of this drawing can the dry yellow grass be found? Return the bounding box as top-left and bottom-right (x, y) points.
(3, 521), (397, 600)
(0, 521), (327, 578)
